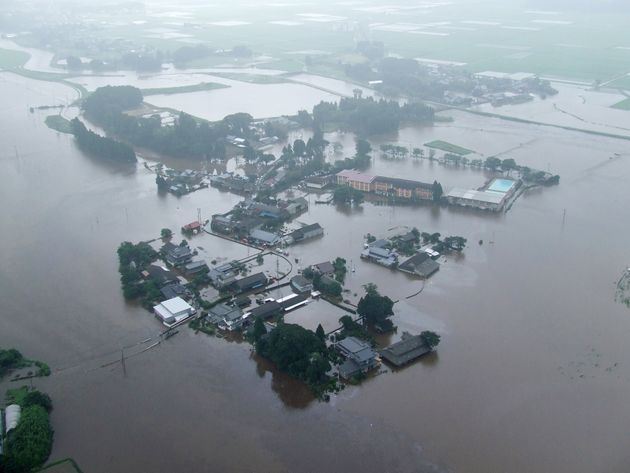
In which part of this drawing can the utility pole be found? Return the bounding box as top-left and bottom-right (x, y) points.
(121, 349), (127, 377)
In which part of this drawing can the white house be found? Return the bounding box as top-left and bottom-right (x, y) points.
(153, 297), (196, 327)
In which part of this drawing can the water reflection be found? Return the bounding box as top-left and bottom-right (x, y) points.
(252, 353), (315, 409)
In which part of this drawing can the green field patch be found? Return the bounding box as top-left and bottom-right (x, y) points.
(141, 82), (229, 96)
(424, 140), (474, 155)
(208, 72), (288, 84)
(45, 115), (74, 134)
(0, 48), (30, 69)
(611, 98), (630, 110)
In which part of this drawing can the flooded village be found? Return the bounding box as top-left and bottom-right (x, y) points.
(2, 2), (630, 473)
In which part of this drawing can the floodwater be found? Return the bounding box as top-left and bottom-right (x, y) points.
(2, 67), (630, 473)
(472, 83), (630, 137)
(146, 81), (340, 121)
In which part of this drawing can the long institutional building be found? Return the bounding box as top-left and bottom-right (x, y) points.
(337, 170), (518, 212)
(336, 170), (434, 200)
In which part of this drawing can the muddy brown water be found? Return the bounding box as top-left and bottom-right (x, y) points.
(1, 71), (630, 473)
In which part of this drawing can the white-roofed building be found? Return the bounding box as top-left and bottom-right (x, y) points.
(446, 187), (507, 211)
(5, 404), (21, 434)
(153, 297), (196, 327)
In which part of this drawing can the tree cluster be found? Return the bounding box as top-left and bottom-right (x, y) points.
(117, 241), (159, 302)
(2, 390), (54, 473)
(0, 348), (25, 378)
(255, 323), (332, 388)
(312, 96), (434, 135)
(333, 186), (364, 206)
(82, 86), (255, 160)
(70, 118), (136, 163)
(357, 284), (395, 331)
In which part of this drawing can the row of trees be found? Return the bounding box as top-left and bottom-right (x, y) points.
(419, 232), (467, 252)
(70, 118), (136, 163)
(312, 96), (434, 136)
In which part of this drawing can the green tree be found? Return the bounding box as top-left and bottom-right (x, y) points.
(357, 284), (394, 327)
(501, 158), (517, 172)
(420, 331), (441, 349)
(293, 139), (306, 157)
(22, 391), (53, 413)
(355, 138), (372, 157)
(484, 156), (502, 171)
(429, 232), (441, 244)
(161, 228), (172, 239)
(316, 323), (326, 341)
(253, 317), (267, 342)
(432, 180), (443, 202)
(333, 257), (347, 284)
(256, 323), (331, 388)
(444, 236), (467, 251)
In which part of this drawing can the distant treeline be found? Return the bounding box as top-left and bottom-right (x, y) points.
(64, 44), (254, 73)
(313, 96), (434, 135)
(70, 118), (136, 163)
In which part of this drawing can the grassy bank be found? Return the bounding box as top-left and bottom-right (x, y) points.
(45, 115), (73, 134)
(208, 72), (288, 84)
(425, 140), (474, 155)
(0, 48), (30, 69)
(141, 82), (229, 96)
(611, 98), (630, 110)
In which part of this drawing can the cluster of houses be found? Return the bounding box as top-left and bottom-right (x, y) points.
(336, 170), (436, 200)
(361, 234), (440, 278)
(210, 173), (256, 194)
(156, 168), (209, 196)
(211, 197), (323, 248)
(333, 331), (436, 379)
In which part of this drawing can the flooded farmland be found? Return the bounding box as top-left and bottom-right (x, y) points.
(1, 57), (630, 473)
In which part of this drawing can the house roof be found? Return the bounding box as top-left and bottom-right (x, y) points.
(313, 261), (334, 274)
(369, 239), (389, 249)
(369, 246), (393, 258)
(147, 264), (178, 284)
(374, 176), (433, 190)
(399, 253), (440, 277)
(250, 229), (280, 244)
(279, 293), (309, 310)
(249, 301), (282, 319)
(380, 333), (431, 366)
(208, 303), (243, 322)
(160, 297), (193, 315)
(291, 275), (312, 288)
(337, 336), (377, 363)
(160, 284), (186, 300)
(183, 221), (202, 231)
(447, 188), (506, 204)
(185, 260), (208, 270)
(234, 272), (268, 290)
(336, 169), (375, 184)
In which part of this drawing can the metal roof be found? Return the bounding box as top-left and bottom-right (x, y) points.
(336, 169), (376, 184)
(160, 297), (193, 315)
(446, 188), (506, 204)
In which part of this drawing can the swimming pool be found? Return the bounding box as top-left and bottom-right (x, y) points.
(487, 178), (516, 193)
